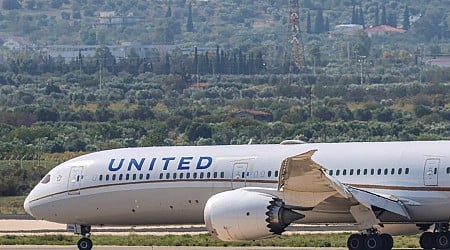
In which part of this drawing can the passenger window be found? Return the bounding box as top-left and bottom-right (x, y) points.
(159, 173), (163, 179)
(391, 168), (395, 175)
(329, 170), (333, 176)
(363, 169), (367, 175)
(220, 172), (225, 178)
(370, 169), (374, 175)
(384, 169), (388, 175)
(166, 173), (170, 179)
(356, 169), (360, 175)
(405, 168), (410, 174)
(260, 171), (265, 177)
(350, 169), (354, 175)
(179, 173), (184, 179)
(343, 169), (347, 176)
(398, 168), (402, 175)
(200, 172), (204, 179)
(187, 173), (191, 179)
(247, 172), (250, 177)
(146, 173), (150, 180)
(275, 171), (279, 177)
(193, 173), (198, 179)
(207, 172), (211, 178)
(126, 174), (130, 180)
(173, 173), (177, 179)
(112, 174), (116, 181)
(336, 170), (340, 176)
(106, 175), (109, 181)
(241, 172), (245, 178)
(139, 173), (144, 180)
(133, 174), (137, 180)
(377, 169), (381, 175)
(99, 175), (103, 181)
(268, 171), (272, 177)
(213, 172), (217, 178)
(119, 174), (123, 181)
(447, 167), (450, 174)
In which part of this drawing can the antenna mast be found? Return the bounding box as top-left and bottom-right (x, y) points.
(287, 0), (306, 77)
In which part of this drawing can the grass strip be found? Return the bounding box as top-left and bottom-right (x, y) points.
(0, 233), (420, 248)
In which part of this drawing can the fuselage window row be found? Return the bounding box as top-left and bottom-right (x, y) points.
(96, 171), (227, 182)
(328, 167), (411, 177)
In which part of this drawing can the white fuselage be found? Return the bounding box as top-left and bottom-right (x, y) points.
(24, 141), (450, 226)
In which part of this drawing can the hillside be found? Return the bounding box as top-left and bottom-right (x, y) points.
(0, 0), (448, 47)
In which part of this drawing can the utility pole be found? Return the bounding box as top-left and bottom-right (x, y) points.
(357, 55), (366, 84)
(287, 0), (306, 83)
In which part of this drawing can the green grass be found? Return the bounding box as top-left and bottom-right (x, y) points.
(0, 234), (421, 248)
(0, 196), (26, 214)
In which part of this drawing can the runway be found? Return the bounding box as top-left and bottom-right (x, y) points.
(0, 219), (356, 235)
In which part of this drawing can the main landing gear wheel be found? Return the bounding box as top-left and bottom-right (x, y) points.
(420, 231), (436, 249)
(364, 234), (382, 250)
(347, 232), (393, 250)
(380, 233), (394, 249)
(419, 223), (450, 250)
(436, 232), (450, 249)
(347, 234), (364, 250)
(77, 237), (93, 250)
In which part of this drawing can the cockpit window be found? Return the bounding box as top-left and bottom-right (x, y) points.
(41, 174), (51, 184)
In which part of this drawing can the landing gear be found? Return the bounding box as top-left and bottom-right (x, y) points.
(347, 231), (393, 250)
(70, 225), (93, 250)
(77, 237), (93, 250)
(419, 223), (450, 250)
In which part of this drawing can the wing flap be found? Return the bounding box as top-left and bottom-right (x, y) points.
(347, 186), (411, 219)
(278, 149), (411, 220)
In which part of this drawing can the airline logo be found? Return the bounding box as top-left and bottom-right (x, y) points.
(108, 156), (213, 172)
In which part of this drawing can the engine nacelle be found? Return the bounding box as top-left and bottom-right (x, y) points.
(204, 188), (304, 241)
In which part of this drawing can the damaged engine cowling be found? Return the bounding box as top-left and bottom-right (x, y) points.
(204, 188), (304, 241)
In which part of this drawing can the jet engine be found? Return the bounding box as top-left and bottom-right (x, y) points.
(204, 188), (304, 241)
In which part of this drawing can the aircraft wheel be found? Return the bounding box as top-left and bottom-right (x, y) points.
(436, 232), (450, 249)
(77, 237), (93, 250)
(347, 233), (364, 250)
(364, 234), (382, 250)
(420, 231), (436, 249)
(380, 233), (394, 250)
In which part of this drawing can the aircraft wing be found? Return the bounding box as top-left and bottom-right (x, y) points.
(278, 150), (411, 220)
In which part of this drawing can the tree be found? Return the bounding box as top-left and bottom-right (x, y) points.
(186, 2), (194, 32)
(2, 0), (21, 10)
(388, 13), (397, 28)
(374, 4), (379, 26)
(186, 122), (212, 142)
(412, 9), (445, 41)
(314, 8), (324, 34)
(324, 17), (329, 32)
(165, 4), (172, 18)
(380, 3), (387, 25)
(94, 46), (116, 72)
(359, 8), (365, 28)
(402, 5), (410, 30)
(306, 11), (311, 34)
(351, 5), (357, 24)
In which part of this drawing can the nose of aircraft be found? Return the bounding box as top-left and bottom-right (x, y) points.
(23, 195), (33, 217)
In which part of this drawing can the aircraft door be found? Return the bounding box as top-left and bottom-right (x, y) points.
(68, 166), (84, 195)
(423, 158), (440, 186)
(232, 162), (248, 189)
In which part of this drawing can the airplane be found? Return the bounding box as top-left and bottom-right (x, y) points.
(23, 140), (450, 250)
